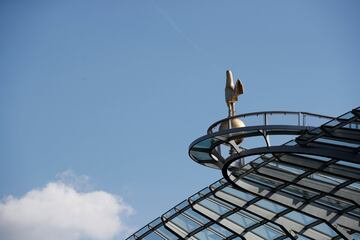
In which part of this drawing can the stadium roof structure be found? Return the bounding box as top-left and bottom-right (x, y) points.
(126, 73), (360, 240)
(127, 107), (360, 240)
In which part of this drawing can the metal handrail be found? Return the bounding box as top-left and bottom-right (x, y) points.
(207, 111), (335, 134)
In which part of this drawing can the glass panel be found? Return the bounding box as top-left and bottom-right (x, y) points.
(221, 186), (255, 201)
(347, 181), (360, 190)
(135, 226), (151, 237)
(210, 180), (223, 189)
(198, 198), (230, 215)
(255, 199), (286, 213)
(281, 185), (317, 199)
(149, 218), (162, 228)
(204, 162), (219, 168)
(189, 188), (211, 203)
(143, 232), (164, 240)
(343, 122), (360, 129)
(244, 173), (283, 187)
(251, 224), (284, 240)
(175, 200), (189, 211)
(291, 154), (330, 162)
(315, 137), (360, 148)
(156, 226), (178, 240)
(189, 193), (202, 203)
(325, 119), (341, 127)
(196, 139), (215, 149)
(307, 128), (322, 134)
(231, 167), (247, 177)
(241, 164), (252, 171)
(194, 228), (222, 240)
(337, 112), (355, 121)
(312, 223), (337, 237)
(324, 163), (360, 179)
(227, 211), (259, 228)
(170, 214), (200, 233)
(337, 160), (360, 169)
(184, 209), (209, 225)
(285, 140), (297, 146)
(249, 158), (266, 167)
(268, 161), (305, 175)
(352, 233), (360, 240)
(316, 196), (352, 211)
(307, 173), (345, 185)
(190, 150), (212, 161)
(209, 195), (234, 208)
(284, 211), (316, 225)
(209, 223), (232, 237)
(349, 208), (360, 218)
(296, 234), (314, 240)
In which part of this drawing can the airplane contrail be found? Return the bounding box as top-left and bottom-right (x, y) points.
(154, 5), (202, 52)
(151, 1), (219, 68)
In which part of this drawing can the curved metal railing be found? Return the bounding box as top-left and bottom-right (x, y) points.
(189, 111), (337, 170)
(207, 111), (334, 134)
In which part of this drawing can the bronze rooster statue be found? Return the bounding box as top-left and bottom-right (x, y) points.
(225, 70), (244, 117)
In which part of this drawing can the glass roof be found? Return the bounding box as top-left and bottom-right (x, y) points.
(127, 107), (360, 240)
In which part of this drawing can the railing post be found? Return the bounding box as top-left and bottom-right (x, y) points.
(264, 113), (267, 125)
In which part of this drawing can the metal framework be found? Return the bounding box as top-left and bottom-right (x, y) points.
(126, 108), (360, 240)
(189, 111), (334, 169)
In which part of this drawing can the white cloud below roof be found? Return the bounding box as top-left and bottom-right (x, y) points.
(0, 173), (133, 240)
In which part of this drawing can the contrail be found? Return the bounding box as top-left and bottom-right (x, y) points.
(151, 1), (219, 68)
(154, 5), (202, 52)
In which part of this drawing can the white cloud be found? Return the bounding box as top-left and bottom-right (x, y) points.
(0, 172), (134, 240)
(55, 170), (93, 192)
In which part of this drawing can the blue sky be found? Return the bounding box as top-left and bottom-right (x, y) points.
(0, 1), (359, 239)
